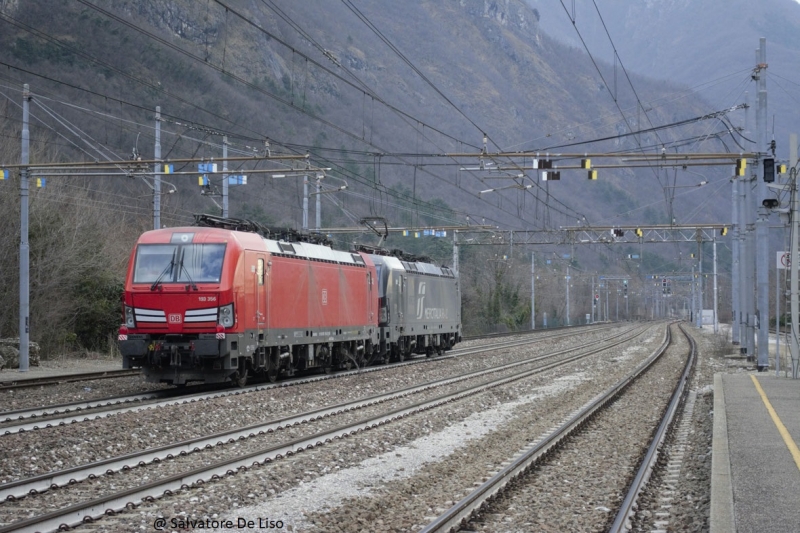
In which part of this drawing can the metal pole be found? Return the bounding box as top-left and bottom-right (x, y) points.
(743, 161), (756, 357)
(153, 106), (161, 229)
(315, 177), (321, 231)
(713, 238), (719, 334)
(731, 176), (740, 344)
(566, 264), (570, 326)
(791, 154), (800, 378)
(697, 240), (703, 328)
(692, 265), (697, 325)
(453, 232), (460, 275)
(591, 276), (595, 323)
(18, 83), (30, 372)
(222, 135), (228, 218)
(776, 244), (781, 376)
(741, 91), (753, 357)
(530, 251), (535, 329)
(616, 284), (619, 321)
(755, 38), (770, 371)
(302, 174), (309, 231)
(785, 133), (798, 376)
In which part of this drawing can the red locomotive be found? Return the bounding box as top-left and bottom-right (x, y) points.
(118, 215), (379, 385)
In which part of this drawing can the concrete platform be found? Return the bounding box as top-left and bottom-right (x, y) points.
(712, 372), (800, 533)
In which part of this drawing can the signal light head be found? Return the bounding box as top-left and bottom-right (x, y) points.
(736, 158), (747, 176)
(764, 158), (775, 183)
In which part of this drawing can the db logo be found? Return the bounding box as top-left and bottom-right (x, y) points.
(168, 314), (182, 324)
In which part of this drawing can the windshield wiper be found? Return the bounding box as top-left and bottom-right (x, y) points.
(150, 250), (177, 291)
(179, 260), (199, 291)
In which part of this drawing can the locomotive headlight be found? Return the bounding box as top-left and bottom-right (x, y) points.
(125, 306), (136, 328)
(218, 303), (235, 328)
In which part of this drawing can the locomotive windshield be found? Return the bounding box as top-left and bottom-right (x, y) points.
(134, 243), (226, 284)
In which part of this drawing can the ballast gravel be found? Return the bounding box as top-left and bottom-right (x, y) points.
(212, 374), (586, 532)
(67, 324), (664, 532)
(0, 325), (633, 484)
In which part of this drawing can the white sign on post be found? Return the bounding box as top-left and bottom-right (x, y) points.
(777, 251), (795, 270)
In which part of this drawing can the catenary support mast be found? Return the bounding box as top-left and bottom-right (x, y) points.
(755, 38), (770, 370)
(153, 106), (161, 230)
(18, 84), (30, 372)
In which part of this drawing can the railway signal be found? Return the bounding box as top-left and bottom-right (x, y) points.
(763, 157), (775, 183)
(736, 158), (747, 176)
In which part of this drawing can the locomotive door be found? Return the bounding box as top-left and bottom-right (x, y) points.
(246, 251), (267, 333)
(255, 255), (266, 332)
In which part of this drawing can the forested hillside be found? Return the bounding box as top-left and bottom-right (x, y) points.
(0, 0), (737, 353)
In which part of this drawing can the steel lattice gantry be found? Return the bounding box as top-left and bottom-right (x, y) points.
(452, 224), (728, 246)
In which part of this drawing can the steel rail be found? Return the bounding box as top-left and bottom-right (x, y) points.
(419, 322), (678, 533)
(0, 323), (645, 502)
(0, 322), (600, 398)
(0, 325), (618, 432)
(608, 322), (697, 532)
(0, 369), (140, 390)
(0, 325), (656, 533)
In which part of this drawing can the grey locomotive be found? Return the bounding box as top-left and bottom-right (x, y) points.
(368, 252), (461, 361)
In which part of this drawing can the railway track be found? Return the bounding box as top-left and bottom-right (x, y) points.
(0, 323), (604, 394)
(0, 324), (616, 432)
(0, 323), (651, 532)
(0, 369), (140, 390)
(419, 322), (694, 533)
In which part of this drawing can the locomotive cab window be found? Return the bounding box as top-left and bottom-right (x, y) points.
(134, 243), (226, 284)
(133, 244), (176, 284)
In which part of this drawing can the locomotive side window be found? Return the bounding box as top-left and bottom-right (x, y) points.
(257, 258), (265, 286)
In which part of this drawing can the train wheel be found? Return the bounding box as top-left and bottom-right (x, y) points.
(323, 364), (333, 375)
(267, 367), (278, 383)
(236, 369), (248, 388)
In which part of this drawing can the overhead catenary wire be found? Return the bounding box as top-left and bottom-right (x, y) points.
(1, 0), (744, 241)
(66, 0), (542, 230)
(1, 2), (600, 232)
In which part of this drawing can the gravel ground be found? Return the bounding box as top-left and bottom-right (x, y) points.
(630, 325), (743, 533)
(463, 323), (690, 532)
(0, 323), (751, 533)
(64, 324), (664, 532)
(0, 357), (169, 413)
(0, 326), (611, 415)
(0, 325), (636, 485)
